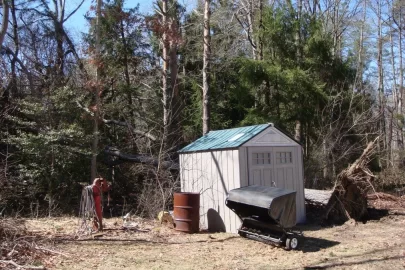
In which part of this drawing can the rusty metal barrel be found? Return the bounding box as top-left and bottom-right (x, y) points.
(173, 192), (200, 233)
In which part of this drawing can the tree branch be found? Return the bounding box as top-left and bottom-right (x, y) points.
(1, 45), (34, 90)
(104, 147), (178, 170)
(63, 0), (85, 23)
(75, 101), (156, 141)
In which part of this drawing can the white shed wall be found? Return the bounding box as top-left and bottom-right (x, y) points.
(241, 126), (306, 223)
(180, 149), (242, 233)
(179, 125), (306, 234)
(243, 126), (297, 147)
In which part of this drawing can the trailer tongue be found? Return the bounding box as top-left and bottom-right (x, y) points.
(225, 185), (302, 250)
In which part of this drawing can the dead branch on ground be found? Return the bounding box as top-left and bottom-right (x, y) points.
(0, 218), (64, 269)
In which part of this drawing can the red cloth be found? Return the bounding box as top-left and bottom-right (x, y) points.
(93, 185), (103, 223)
(92, 179), (110, 229)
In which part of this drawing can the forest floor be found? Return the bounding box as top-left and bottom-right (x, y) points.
(2, 199), (405, 270)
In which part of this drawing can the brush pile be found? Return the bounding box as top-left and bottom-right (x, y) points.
(368, 192), (405, 212)
(324, 137), (379, 223)
(0, 218), (50, 269)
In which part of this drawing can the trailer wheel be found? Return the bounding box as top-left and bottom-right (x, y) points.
(285, 237), (299, 250)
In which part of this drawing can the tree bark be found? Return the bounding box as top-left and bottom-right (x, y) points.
(91, 0), (103, 182)
(169, 14), (179, 145)
(203, 0), (211, 135)
(294, 120), (301, 142)
(398, 6), (404, 153)
(389, 29), (398, 167)
(3, 0), (17, 101)
(119, 6), (132, 108)
(377, 0), (385, 168)
(354, 0), (366, 94)
(258, 0), (263, 61)
(296, 0), (302, 61)
(0, 0), (9, 47)
(162, 0), (171, 146)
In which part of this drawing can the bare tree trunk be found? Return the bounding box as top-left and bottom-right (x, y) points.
(203, 0), (211, 135)
(258, 0), (263, 61)
(55, 22), (65, 79)
(167, 13), (180, 149)
(295, 120), (301, 142)
(169, 19), (179, 120)
(323, 138), (328, 180)
(91, 0), (103, 182)
(330, 0), (343, 58)
(53, 0), (66, 81)
(248, 0), (256, 60)
(354, 0), (366, 94)
(162, 0), (171, 147)
(234, 0), (259, 106)
(390, 4), (404, 166)
(398, 7), (404, 153)
(389, 30), (398, 167)
(313, 0), (318, 17)
(0, 0), (9, 47)
(234, 0), (257, 59)
(295, 0), (303, 143)
(3, 0), (17, 101)
(296, 0), (302, 61)
(377, 0), (385, 168)
(119, 11), (132, 108)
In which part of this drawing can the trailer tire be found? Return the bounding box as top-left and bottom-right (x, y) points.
(285, 237), (299, 250)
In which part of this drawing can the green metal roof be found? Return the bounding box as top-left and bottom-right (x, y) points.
(179, 124), (270, 153)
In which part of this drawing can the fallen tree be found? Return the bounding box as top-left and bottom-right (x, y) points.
(324, 137), (379, 223)
(103, 146), (179, 170)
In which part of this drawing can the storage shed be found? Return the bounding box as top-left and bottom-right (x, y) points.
(178, 123), (306, 233)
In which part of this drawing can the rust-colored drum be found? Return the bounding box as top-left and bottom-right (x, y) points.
(173, 192), (200, 233)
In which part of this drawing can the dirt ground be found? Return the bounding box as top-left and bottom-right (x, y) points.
(18, 210), (405, 270)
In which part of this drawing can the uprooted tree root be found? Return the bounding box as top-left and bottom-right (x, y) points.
(0, 218), (65, 269)
(324, 137), (379, 223)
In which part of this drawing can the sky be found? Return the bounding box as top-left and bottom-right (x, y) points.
(64, 0), (195, 40)
(64, 0), (152, 40)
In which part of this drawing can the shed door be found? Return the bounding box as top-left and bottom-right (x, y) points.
(248, 147), (296, 188)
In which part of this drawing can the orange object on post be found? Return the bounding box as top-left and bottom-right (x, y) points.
(92, 177), (110, 231)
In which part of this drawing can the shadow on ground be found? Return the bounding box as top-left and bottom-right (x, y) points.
(299, 236), (340, 253)
(54, 235), (240, 246)
(302, 246), (404, 269)
(366, 208), (389, 221)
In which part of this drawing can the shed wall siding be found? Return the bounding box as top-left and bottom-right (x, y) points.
(239, 147), (249, 188)
(180, 150), (242, 233)
(244, 144), (306, 223)
(243, 126), (297, 147)
(179, 125), (306, 234)
(297, 146), (306, 222)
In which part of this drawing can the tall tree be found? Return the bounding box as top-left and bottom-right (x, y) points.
(202, 0), (211, 135)
(150, 0), (183, 150)
(0, 0), (9, 47)
(377, 0), (385, 167)
(353, 0), (367, 94)
(162, 0), (170, 146)
(392, 1), (404, 161)
(91, 0), (103, 181)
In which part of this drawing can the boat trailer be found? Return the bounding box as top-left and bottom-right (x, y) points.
(225, 185), (302, 250)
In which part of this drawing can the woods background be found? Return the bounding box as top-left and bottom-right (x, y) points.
(0, 0), (404, 218)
